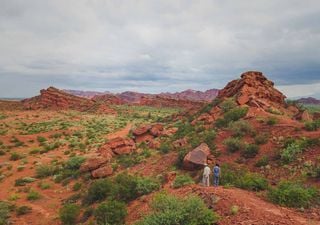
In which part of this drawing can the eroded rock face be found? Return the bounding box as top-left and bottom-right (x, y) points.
(132, 124), (164, 143)
(295, 110), (312, 121)
(80, 155), (109, 172)
(218, 71), (286, 109)
(91, 165), (113, 178)
(100, 137), (136, 155)
(22, 86), (116, 113)
(183, 143), (211, 170)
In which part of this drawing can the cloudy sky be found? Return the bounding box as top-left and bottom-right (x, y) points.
(0, 0), (319, 98)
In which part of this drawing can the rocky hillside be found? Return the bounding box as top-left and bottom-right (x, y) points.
(22, 87), (115, 113)
(160, 89), (219, 102)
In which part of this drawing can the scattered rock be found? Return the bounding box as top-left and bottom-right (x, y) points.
(294, 110), (312, 121)
(101, 137), (136, 155)
(80, 156), (109, 172)
(91, 165), (113, 178)
(183, 143), (211, 170)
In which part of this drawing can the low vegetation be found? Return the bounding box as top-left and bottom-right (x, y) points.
(172, 174), (195, 188)
(94, 200), (127, 225)
(135, 193), (219, 225)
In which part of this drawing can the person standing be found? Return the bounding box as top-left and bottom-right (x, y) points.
(213, 163), (221, 187)
(203, 163), (211, 187)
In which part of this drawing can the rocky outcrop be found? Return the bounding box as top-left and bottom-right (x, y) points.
(160, 89), (219, 102)
(132, 124), (164, 143)
(183, 143), (211, 170)
(218, 71), (286, 109)
(139, 96), (204, 110)
(22, 87), (116, 113)
(99, 137), (136, 155)
(80, 155), (109, 172)
(294, 110), (312, 121)
(92, 94), (124, 105)
(91, 165), (113, 178)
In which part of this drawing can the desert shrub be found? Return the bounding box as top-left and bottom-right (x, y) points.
(238, 173), (268, 191)
(83, 178), (114, 204)
(37, 136), (47, 143)
(241, 144), (259, 158)
(268, 181), (319, 208)
(113, 173), (139, 202)
(202, 130), (217, 150)
(220, 164), (268, 191)
(224, 107), (248, 123)
(176, 148), (188, 168)
(305, 120), (320, 131)
(72, 182), (82, 191)
(172, 174), (195, 189)
(16, 205), (32, 215)
(266, 117), (278, 125)
(255, 156), (269, 167)
(267, 107), (283, 115)
(136, 177), (160, 195)
(280, 143), (302, 164)
(15, 177), (36, 186)
(10, 152), (23, 161)
(38, 181), (51, 190)
(0, 201), (11, 225)
(159, 142), (171, 154)
(229, 120), (255, 137)
(29, 148), (40, 154)
(173, 122), (195, 139)
(36, 164), (59, 178)
(220, 98), (237, 113)
(94, 200), (127, 225)
(59, 203), (80, 225)
(135, 193), (218, 225)
(254, 133), (269, 145)
(65, 156), (85, 170)
(224, 138), (245, 153)
(27, 190), (41, 201)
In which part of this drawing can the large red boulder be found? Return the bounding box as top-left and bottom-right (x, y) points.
(183, 143), (211, 170)
(100, 137), (136, 155)
(91, 165), (113, 178)
(80, 155), (109, 172)
(150, 124), (164, 136)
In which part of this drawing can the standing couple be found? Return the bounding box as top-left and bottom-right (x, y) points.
(203, 163), (220, 187)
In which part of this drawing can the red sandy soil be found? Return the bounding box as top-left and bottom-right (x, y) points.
(106, 123), (132, 140)
(126, 185), (320, 225)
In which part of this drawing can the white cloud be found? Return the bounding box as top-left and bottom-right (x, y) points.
(0, 0), (319, 97)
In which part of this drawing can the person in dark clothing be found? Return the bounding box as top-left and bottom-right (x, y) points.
(213, 163), (221, 187)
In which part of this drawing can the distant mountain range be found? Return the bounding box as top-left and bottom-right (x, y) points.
(64, 88), (220, 103)
(296, 97), (320, 105)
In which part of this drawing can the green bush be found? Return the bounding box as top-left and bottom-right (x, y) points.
(36, 164), (59, 178)
(15, 177), (36, 186)
(229, 120), (255, 137)
(84, 178), (114, 204)
(220, 98), (237, 112)
(268, 181), (318, 208)
(254, 133), (269, 145)
(113, 173), (139, 202)
(159, 142), (171, 154)
(172, 174), (194, 189)
(241, 144), (259, 158)
(0, 201), (11, 225)
(94, 200), (127, 225)
(280, 143), (302, 164)
(59, 203), (80, 225)
(27, 190), (41, 201)
(238, 173), (268, 191)
(135, 193), (219, 225)
(37, 136), (47, 143)
(305, 120), (320, 131)
(224, 107), (248, 123)
(136, 177), (160, 195)
(220, 164), (268, 191)
(255, 156), (269, 167)
(224, 138), (245, 153)
(16, 205), (32, 215)
(266, 117), (278, 125)
(65, 156), (85, 170)
(10, 152), (23, 161)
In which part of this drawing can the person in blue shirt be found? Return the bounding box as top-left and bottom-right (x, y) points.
(213, 163), (220, 187)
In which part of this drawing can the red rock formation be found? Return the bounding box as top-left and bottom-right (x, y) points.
(80, 155), (109, 172)
(100, 137), (136, 155)
(294, 110), (312, 121)
(22, 87), (116, 113)
(132, 124), (165, 143)
(92, 94), (124, 105)
(91, 165), (113, 178)
(183, 143), (211, 170)
(160, 89), (219, 102)
(217, 71), (286, 109)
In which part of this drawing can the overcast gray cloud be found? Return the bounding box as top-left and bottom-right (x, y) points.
(0, 0), (320, 98)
